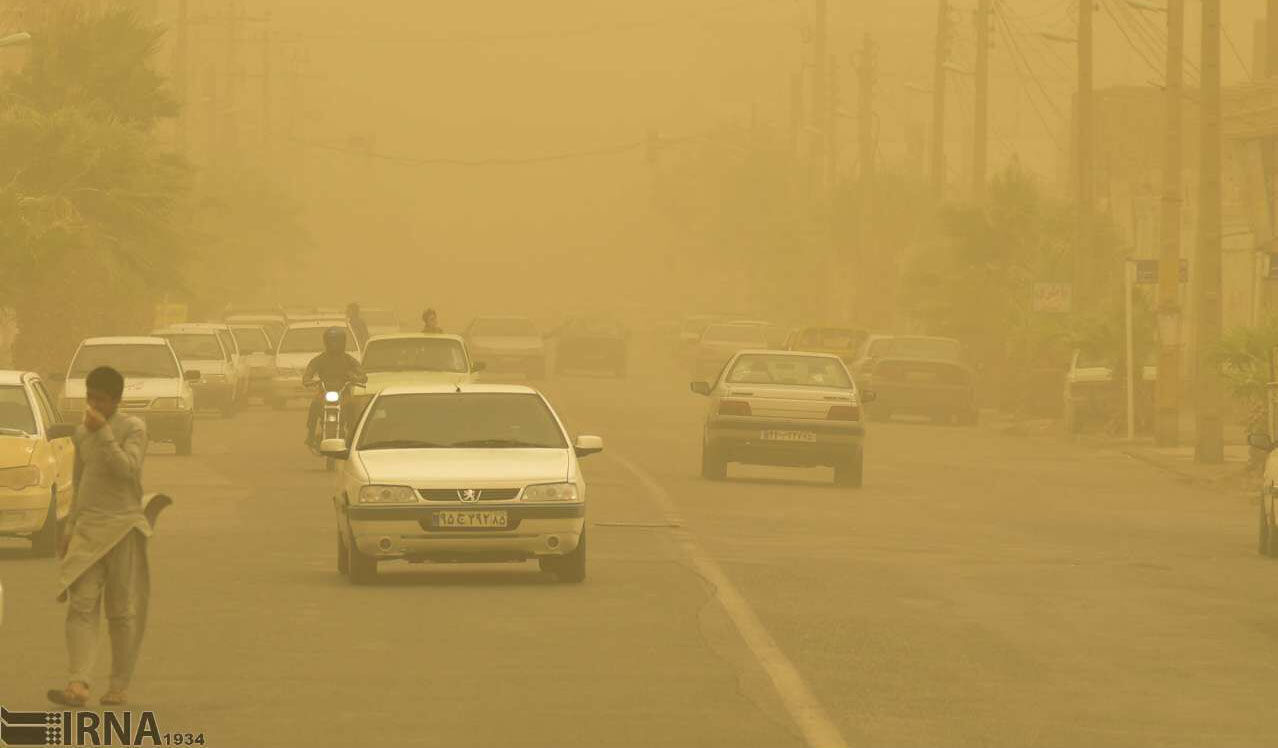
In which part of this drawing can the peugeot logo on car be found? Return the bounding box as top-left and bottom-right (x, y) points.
(458, 489), (481, 503)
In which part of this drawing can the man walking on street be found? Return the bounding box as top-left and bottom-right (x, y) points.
(347, 302), (369, 349)
(48, 366), (153, 708)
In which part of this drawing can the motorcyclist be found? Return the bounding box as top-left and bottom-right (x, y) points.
(421, 308), (442, 334)
(303, 327), (366, 447)
(346, 302), (370, 349)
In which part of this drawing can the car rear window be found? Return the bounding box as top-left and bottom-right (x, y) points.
(702, 324), (767, 345)
(279, 326), (358, 354)
(231, 327), (273, 354)
(725, 354), (851, 388)
(363, 338), (468, 373)
(797, 328), (865, 351)
(358, 393), (567, 450)
(160, 333), (224, 361)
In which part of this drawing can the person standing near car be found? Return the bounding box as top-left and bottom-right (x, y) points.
(346, 302), (370, 349)
(48, 366), (151, 708)
(421, 308), (442, 334)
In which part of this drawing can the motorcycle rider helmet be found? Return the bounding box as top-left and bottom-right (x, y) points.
(323, 326), (346, 353)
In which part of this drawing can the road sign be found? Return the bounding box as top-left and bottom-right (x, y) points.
(1132, 259), (1188, 284)
(1032, 282), (1072, 313)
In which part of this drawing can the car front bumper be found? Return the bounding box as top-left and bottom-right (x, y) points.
(343, 503), (585, 561)
(0, 485), (51, 536)
(706, 416), (865, 467)
(120, 408), (193, 442)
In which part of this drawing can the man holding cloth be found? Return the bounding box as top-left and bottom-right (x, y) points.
(48, 366), (157, 707)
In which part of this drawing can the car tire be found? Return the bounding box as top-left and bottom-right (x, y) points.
(834, 448), (864, 488)
(337, 533), (349, 575)
(30, 491), (60, 558)
(175, 427), (193, 456)
(701, 444), (727, 480)
(542, 532), (586, 583)
(348, 541), (378, 585)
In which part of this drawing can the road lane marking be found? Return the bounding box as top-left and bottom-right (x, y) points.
(609, 452), (848, 748)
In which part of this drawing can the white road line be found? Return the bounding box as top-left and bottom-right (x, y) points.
(609, 452), (848, 748)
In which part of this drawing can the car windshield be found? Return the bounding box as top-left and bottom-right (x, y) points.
(279, 327), (358, 353)
(69, 344), (179, 379)
(362, 339), (468, 373)
(725, 354), (852, 388)
(160, 333), (223, 360)
(702, 324), (767, 345)
(470, 318), (536, 337)
(797, 328), (865, 351)
(358, 393), (567, 450)
(231, 327), (273, 354)
(0, 386), (36, 435)
(869, 337), (961, 361)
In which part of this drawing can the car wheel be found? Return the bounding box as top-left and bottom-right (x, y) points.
(542, 532), (586, 583)
(337, 533), (349, 575)
(701, 444), (727, 480)
(175, 427), (193, 456)
(348, 541), (378, 585)
(834, 448), (864, 488)
(30, 491), (60, 558)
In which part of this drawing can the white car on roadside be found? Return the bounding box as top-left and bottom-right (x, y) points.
(323, 384), (603, 584)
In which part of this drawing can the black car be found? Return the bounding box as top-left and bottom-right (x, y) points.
(853, 335), (978, 425)
(550, 317), (629, 377)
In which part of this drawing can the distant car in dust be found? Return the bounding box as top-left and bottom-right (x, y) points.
(852, 335), (977, 425)
(464, 316), (547, 380)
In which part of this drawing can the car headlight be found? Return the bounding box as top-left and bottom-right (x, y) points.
(0, 465), (42, 491)
(522, 482), (579, 502)
(358, 485), (417, 504)
(59, 397), (85, 413)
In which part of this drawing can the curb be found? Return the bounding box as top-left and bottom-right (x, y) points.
(1120, 448), (1254, 489)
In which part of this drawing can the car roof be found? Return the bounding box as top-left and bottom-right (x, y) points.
(226, 313), (284, 321)
(733, 349), (842, 361)
(165, 322), (230, 331)
(284, 320), (351, 330)
(153, 327), (219, 336)
(365, 333), (465, 344)
(378, 383), (538, 397)
(81, 336), (169, 346)
(0, 370), (31, 386)
(471, 315), (534, 322)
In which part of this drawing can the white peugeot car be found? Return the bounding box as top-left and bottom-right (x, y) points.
(324, 384), (603, 584)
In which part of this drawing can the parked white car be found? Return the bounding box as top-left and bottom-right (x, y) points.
(56, 336), (198, 454)
(270, 321), (360, 409)
(324, 384), (603, 584)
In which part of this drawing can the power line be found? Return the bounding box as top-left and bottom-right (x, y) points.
(290, 137), (647, 166)
(1100, 0), (1165, 81)
(1222, 23), (1252, 80)
(994, 9), (1064, 148)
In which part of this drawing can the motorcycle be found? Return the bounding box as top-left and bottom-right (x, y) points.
(308, 377), (354, 472)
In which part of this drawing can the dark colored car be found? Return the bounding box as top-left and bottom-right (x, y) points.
(551, 317), (629, 377)
(853, 335), (977, 425)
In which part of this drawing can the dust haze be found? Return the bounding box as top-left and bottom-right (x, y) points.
(3, 1), (1278, 747)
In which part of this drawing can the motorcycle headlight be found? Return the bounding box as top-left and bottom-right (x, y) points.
(521, 482), (579, 502)
(358, 485), (417, 504)
(325, 391), (340, 403)
(0, 465), (42, 491)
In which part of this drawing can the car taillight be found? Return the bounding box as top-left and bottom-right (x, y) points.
(718, 400), (752, 416)
(827, 404), (860, 421)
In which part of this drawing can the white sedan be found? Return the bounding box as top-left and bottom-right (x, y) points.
(324, 384), (603, 584)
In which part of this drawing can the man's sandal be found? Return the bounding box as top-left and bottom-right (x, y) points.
(100, 691), (128, 706)
(47, 685), (89, 707)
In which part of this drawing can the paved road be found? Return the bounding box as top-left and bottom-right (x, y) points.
(3, 340), (1277, 747)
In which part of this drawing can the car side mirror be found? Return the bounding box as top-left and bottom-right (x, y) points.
(1249, 433), (1274, 452)
(690, 381), (712, 396)
(183, 370), (201, 381)
(46, 423), (76, 440)
(861, 390), (878, 403)
(574, 434), (604, 458)
(471, 361), (487, 373)
(319, 438), (350, 459)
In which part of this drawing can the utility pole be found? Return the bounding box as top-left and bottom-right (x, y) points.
(857, 34), (877, 325)
(931, 0), (950, 199)
(790, 70), (804, 162)
(1196, 0), (1224, 463)
(1075, 0), (1094, 300)
(174, 0), (189, 156)
(1269, 0), (1278, 77)
(810, 0), (828, 196)
(972, 0), (990, 200)
(827, 53), (838, 191)
(223, 0), (240, 162)
(261, 27), (272, 150)
(1156, 0), (1184, 447)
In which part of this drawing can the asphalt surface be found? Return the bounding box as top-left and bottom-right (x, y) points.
(3, 339), (1277, 747)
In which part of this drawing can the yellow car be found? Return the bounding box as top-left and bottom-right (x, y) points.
(0, 370), (75, 556)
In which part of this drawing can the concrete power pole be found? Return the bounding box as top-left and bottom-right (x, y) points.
(810, 0), (828, 196)
(931, 0), (950, 199)
(1196, 0), (1224, 463)
(174, 0), (189, 156)
(857, 35), (877, 325)
(1075, 0), (1094, 297)
(1155, 0), (1184, 447)
(972, 0), (990, 200)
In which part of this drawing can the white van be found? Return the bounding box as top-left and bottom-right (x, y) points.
(56, 337), (198, 454)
